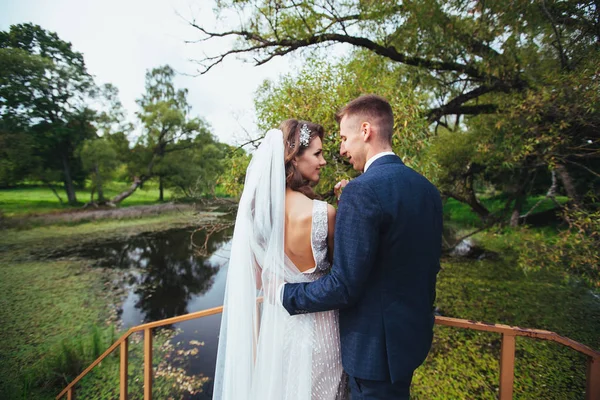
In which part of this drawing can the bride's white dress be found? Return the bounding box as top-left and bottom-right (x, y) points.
(212, 129), (347, 400)
(282, 199), (348, 400)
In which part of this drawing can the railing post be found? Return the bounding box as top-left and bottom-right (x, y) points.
(120, 337), (128, 400)
(67, 387), (73, 400)
(144, 328), (152, 400)
(499, 333), (516, 400)
(586, 356), (600, 400)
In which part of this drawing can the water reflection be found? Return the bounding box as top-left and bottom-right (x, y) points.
(124, 228), (228, 323)
(54, 224), (234, 398)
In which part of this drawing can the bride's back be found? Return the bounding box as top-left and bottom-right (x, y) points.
(284, 189), (316, 272)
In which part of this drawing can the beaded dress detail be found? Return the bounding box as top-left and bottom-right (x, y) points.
(300, 200), (348, 400)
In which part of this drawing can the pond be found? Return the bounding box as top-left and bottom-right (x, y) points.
(57, 223), (234, 399)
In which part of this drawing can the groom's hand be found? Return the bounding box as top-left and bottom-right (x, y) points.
(334, 179), (349, 200)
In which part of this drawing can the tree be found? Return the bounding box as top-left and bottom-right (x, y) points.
(0, 23), (95, 204)
(0, 121), (38, 188)
(111, 65), (213, 204)
(160, 136), (229, 198)
(193, 0), (600, 216)
(253, 51), (429, 196)
(79, 137), (118, 203)
(76, 84), (132, 205)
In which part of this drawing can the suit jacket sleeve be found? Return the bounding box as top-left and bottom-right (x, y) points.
(282, 180), (382, 315)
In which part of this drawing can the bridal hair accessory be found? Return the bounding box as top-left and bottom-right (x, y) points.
(299, 124), (311, 147)
(290, 123), (311, 148)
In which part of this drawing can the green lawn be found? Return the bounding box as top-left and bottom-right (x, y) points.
(0, 182), (174, 217)
(443, 195), (570, 227)
(413, 230), (600, 399)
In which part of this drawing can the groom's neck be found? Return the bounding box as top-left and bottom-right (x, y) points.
(362, 146), (394, 172)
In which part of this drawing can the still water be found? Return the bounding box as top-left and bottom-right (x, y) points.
(62, 225), (234, 398)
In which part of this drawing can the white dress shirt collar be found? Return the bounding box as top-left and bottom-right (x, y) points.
(364, 151), (395, 173)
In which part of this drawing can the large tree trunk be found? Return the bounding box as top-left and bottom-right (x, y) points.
(464, 172), (490, 219)
(61, 154), (78, 205)
(466, 189), (490, 219)
(510, 194), (526, 227)
(111, 176), (149, 205)
(159, 176), (164, 202)
(508, 168), (530, 227)
(555, 163), (581, 207)
(94, 164), (105, 202)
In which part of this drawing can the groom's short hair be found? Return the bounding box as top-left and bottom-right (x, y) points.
(335, 95), (394, 144)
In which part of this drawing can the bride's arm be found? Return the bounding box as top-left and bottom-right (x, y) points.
(326, 204), (336, 264)
(252, 255), (263, 290)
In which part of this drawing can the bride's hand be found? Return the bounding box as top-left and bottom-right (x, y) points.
(334, 179), (349, 200)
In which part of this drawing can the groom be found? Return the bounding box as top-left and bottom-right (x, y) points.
(282, 95), (443, 399)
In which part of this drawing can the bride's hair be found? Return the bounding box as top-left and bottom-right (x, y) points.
(280, 119), (324, 200)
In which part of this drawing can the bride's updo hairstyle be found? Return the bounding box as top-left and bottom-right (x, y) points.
(280, 119), (324, 200)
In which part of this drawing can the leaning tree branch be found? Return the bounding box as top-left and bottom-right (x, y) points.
(235, 135), (265, 150)
(426, 82), (514, 122)
(190, 23), (497, 81)
(563, 158), (600, 179)
(520, 170), (563, 219)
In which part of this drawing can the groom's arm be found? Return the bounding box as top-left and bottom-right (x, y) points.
(282, 180), (382, 315)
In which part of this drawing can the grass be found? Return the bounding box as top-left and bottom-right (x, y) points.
(1, 195), (598, 399)
(0, 181), (174, 217)
(418, 196), (600, 398)
(0, 257), (109, 399)
(0, 209), (208, 399)
(413, 230), (600, 399)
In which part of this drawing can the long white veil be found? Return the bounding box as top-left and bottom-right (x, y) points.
(213, 129), (315, 400)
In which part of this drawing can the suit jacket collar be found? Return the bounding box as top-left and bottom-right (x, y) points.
(364, 154), (403, 173)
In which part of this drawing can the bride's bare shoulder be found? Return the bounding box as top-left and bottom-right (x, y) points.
(285, 190), (314, 220)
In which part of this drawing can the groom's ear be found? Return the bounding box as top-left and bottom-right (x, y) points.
(361, 122), (372, 142)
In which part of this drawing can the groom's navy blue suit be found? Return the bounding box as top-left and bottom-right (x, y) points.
(283, 155), (442, 398)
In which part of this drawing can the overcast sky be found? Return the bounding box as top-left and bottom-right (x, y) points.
(1, 0), (295, 144)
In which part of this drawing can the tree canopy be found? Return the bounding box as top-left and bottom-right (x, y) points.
(1, 24), (229, 206)
(195, 0), (599, 221)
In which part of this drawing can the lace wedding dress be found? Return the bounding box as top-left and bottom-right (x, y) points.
(212, 130), (347, 400)
(282, 199), (348, 400)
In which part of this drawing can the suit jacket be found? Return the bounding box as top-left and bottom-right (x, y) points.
(282, 155), (443, 382)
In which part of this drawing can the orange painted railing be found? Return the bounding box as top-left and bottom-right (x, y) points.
(57, 304), (600, 400)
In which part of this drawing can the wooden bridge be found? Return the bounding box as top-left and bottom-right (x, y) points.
(57, 302), (600, 400)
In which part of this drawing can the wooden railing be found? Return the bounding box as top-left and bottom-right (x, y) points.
(57, 306), (600, 400)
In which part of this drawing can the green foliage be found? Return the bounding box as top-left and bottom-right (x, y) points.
(78, 137), (119, 201)
(218, 148), (251, 197)
(245, 50), (428, 197)
(159, 137), (230, 198)
(129, 65), (224, 199)
(0, 24), (98, 204)
(1, 25), (228, 205)
(414, 245), (599, 399)
(444, 195), (569, 228)
(517, 205), (600, 287)
(0, 126), (39, 187)
(0, 211), (205, 399)
(29, 326), (115, 391)
(424, 128), (479, 200)
(0, 23), (92, 124)
(205, 0), (600, 218)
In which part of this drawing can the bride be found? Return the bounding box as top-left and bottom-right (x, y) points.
(213, 120), (348, 400)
